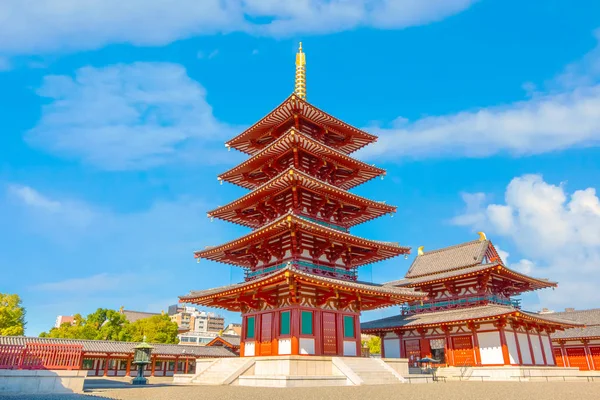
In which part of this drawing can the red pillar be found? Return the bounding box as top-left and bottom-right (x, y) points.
(272, 311), (280, 356)
(103, 355), (110, 377)
(151, 355), (156, 377)
(584, 341), (595, 370)
(173, 357), (179, 375)
(185, 358), (189, 374)
(291, 308), (300, 355)
(468, 324), (481, 366)
(336, 312), (344, 356)
(512, 328), (523, 365)
(525, 327), (535, 365)
(498, 322), (511, 365)
(255, 313), (262, 357)
(379, 332), (386, 359)
(396, 330), (405, 359)
(354, 314), (361, 357)
(560, 342), (570, 367)
(537, 331), (548, 365)
(442, 326), (454, 366)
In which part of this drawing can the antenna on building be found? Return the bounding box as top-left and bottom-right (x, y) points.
(295, 42), (306, 100)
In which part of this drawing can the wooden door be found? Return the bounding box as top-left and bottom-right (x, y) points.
(322, 312), (337, 355)
(554, 348), (565, 367)
(404, 340), (421, 367)
(589, 347), (600, 370)
(566, 347), (589, 371)
(260, 313), (273, 356)
(452, 336), (475, 366)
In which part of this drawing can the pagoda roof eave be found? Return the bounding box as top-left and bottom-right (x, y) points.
(208, 167), (397, 228)
(194, 211), (410, 267)
(225, 94), (377, 155)
(360, 305), (583, 333)
(218, 128), (385, 190)
(385, 263), (557, 291)
(179, 265), (425, 311)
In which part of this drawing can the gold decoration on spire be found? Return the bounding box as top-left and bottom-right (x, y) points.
(417, 246), (424, 256)
(478, 231), (487, 241)
(295, 42), (306, 100)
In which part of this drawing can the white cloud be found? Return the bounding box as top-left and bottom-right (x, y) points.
(26, 62), (235, 170)
(0, 1), (475, 57)
(359, 30), (600, 162)
(452, 174), (600, 309)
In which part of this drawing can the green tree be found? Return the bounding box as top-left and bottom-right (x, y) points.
(0, 293), (26, 335)
(125, 314), (179, 344)
(40, 309), (130, 340)
(362, 335), (381, 355)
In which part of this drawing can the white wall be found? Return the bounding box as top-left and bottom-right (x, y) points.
(517, 333), (532, 364)
(530, 333), (544, 365)
(299, 338), (315, 355)
(278, 339), (292, 355)
(477, 331), (504, 365)
(506, 332), (519, 364)
(343, 341), (357, 356)
(245, 341), (255, 357)
(384, 338), (400, 358)
(542, 336), (555, 365)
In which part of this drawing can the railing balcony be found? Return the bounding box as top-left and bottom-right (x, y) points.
(245, 260), (357, 281)
(401, 294), (521, 315)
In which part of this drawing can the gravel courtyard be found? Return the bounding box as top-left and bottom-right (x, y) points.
(3, 382), (598, 400)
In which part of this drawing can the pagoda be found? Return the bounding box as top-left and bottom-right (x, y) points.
(180, 43), (425, 357)
(361, 234), (581, 369)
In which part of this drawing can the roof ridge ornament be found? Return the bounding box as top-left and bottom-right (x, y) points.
(418, 246), (424, 256)
(478, 231), (487, 241)
(295, 42), (306, 100)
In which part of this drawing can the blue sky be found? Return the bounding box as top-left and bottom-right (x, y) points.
(1, 0), (600, 336)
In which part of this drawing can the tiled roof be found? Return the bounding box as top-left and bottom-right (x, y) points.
(360, 305), (580, 332)
(386, 263), (555, 289)
(209, 335), (241, 347)
(0, 336), (236, 358)
(180, 264), (425, 304)
(405, 240), (489, 278)
(549, 308), (600, 340)
(122, 310), (160, 323)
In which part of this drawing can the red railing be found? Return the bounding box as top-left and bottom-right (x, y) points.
(0, 343), (83, 370)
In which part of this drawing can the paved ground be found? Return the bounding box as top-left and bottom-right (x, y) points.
(3, 382), (599, 400)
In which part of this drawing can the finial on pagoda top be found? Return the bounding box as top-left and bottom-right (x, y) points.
(418, 246), (424, 256)
(478, 232), (487, 241)
(295, 42), (306, 100)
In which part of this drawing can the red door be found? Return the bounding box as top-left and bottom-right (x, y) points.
(566, 348), (589, 371)
(589, 347), (600, 370)
(405, 340), (421, 367)
(322, 312), (337, 355)
(260, 313), (273, 356)
(452, 336), (475, 366)
(554, 348), (565, 367)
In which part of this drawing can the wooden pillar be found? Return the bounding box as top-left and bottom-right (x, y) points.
(336, 312), (344, 356)
(80, 353), (85, 370)
(354, 314), (361, 357)
(272, 310), (280, 356)
(583, 340), (595, 370)
(560, 342), (570, 367)
(379, 332), (386, 359)
(255, 313), (262, 357)
(467, 323), (481, 366)
(511, 325), (523, 365)
(151, 355), (156, 377)
(185, 358), (189, 374)
(525, 327), (535, 365)
(291, 308), (300, 355)
(125, 356), (131, 376)
(313, 309), (322, 356)
(173, 357), (178, 375)
(395, 330), (405, 359)
(442, 326), (454, 366)
(537, 330), (548, 366)
(103, 355), (110, 377)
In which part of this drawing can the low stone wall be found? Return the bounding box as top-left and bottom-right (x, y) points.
(0, 369), (87, 394)
(382, 358), (409, 376)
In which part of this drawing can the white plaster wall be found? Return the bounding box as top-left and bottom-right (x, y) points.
(245, 341), (256, 357)
(299, 338), (315, 355)
(278, 339), (292, 355)
(517, 333), (532, 364)
(384, 332), (398, 339)
(530, 333), (543, 365)
(384, 338), (400, 358)
(477, 331), (504, 365)
(343, 341), (357, 356)
(542, 336), (555, 365)
(506, 332), (519, 364)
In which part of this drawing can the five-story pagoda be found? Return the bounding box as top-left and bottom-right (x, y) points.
(180, 44), (425, 357)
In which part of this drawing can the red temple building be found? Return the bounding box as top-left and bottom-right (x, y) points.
(361, 234), (581, 369)
(179, 43), (425, 358)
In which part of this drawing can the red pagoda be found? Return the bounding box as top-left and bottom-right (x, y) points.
(180, 43), (425, 357)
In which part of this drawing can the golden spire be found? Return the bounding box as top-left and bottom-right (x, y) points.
(295, 42), (306, 100)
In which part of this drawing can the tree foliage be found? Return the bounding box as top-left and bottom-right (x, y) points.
(0, 293), (26, 336)
(39, 308), (178, 344)
(362, 335), (381, 354)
